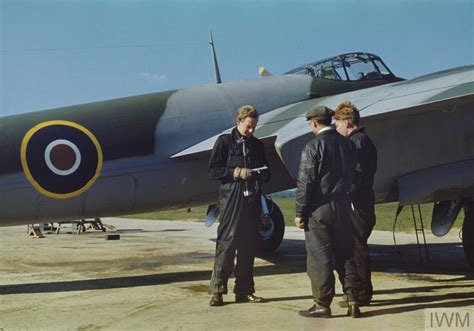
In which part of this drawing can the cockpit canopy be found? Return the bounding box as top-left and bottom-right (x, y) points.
(285, 52), (396, 81)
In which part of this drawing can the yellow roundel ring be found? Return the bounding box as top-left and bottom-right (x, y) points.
(20, 120), (103, 199)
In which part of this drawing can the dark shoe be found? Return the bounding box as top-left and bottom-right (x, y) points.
(235, 294), (266, 303)
(298, 304), (331, 318)
(347, 303), (361, 318)
(209, 293), (223, 307)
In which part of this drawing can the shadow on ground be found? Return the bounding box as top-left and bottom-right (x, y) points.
(1, 238), (472, 295)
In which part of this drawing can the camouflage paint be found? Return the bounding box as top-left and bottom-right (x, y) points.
(424, 81), (474, 103)
(0, 90), (177, 175)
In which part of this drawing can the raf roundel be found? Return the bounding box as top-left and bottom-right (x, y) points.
(20, 120), (103, 199)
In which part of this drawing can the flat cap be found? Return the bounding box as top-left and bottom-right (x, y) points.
(305, 105), (335, 121)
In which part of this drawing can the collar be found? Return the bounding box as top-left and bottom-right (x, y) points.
(232, 127), (253, 142)
(318, 126), (335, 135)
(349, 126), (365, 137)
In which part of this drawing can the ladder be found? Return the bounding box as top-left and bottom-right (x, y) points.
(393, 204), (430, 264)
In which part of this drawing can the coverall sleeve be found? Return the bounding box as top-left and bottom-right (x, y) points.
(359, 137), (377, 178)
(254, 140), (271, 183)
(349, 139), (362, 192)
(208, 137), (234, 181)
(352, 135), (377, 191)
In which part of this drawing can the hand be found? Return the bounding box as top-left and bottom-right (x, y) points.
(239, 168), (252, 180)
(294, 217), (305, 229)
(233, 167), (252, 180)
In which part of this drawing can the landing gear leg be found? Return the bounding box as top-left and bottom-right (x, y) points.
(257, 197), (285, 253)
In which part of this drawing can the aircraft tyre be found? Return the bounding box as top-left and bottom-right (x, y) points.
(462, 199), (474, 268)
(257, 198), (285, 254)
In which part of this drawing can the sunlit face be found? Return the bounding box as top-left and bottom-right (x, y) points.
(237, 117), (258, 137)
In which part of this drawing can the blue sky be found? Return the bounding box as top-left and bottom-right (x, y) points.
(1, 0), (473, 116)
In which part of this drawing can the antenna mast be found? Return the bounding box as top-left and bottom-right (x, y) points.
(209, 30), (222, 84)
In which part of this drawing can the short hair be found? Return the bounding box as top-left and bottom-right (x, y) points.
(334, 100), (360, 125)
(236, 105), (259, 122)
(314, 118), (332, 126)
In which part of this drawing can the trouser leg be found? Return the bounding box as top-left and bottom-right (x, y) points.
(334, 236), (359, 301)
(209, 239), (236, 294)
(350, 190), (376, 297)
(234, 238), (257, 295)
(333, 200), (359, 302)
(305, 214), (334, 307)
(352, 208), (375, 296)
(234, 196), (260, 295)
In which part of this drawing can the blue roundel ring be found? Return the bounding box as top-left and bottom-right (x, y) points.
(20, 120), (103, 199)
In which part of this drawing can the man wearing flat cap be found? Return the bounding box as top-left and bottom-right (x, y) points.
(294, 105), (361, 318)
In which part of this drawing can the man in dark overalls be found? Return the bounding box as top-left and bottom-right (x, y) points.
(334, 100), (377, 306)
(208, 105), (270, 307)
(294, 105), (361, 318)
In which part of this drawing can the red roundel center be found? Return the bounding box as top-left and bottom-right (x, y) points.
(50, 144), (76, 171)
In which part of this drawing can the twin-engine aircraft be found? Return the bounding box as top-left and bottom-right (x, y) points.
(1, 52), (473, 266)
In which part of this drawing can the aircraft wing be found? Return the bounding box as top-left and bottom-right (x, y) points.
(172, 65), (474, 179)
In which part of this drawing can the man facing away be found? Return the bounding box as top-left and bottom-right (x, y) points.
(333, 100), (378, 306)
(208, 105), (270, 307)
(294, 105), (361, 318)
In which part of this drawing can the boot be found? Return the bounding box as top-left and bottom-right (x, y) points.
(209, 293), (223, 307)
(346, 292), (361, 318)
(347, 302), (361, 318)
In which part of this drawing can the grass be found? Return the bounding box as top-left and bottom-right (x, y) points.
(125, 197), (465, 232)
